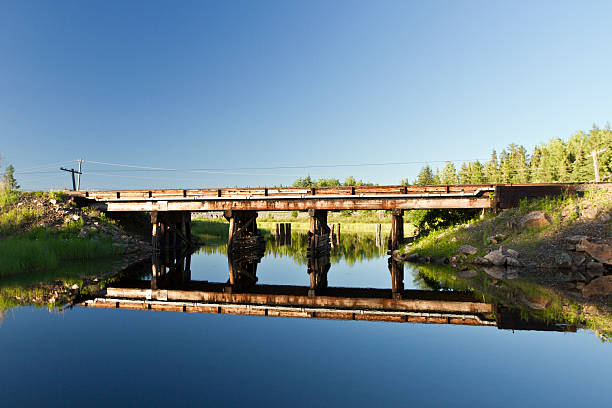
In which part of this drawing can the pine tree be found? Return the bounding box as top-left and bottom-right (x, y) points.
(415, 165), (439, 185)
(440, 162), (458, 184)
(2, 165), (19, 190)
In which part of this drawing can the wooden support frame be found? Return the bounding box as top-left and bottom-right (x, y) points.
(388, 209), (404, 252)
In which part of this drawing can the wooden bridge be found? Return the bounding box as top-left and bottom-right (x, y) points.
(69, 183), (577, 252)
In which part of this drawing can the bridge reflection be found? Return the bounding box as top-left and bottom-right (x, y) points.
(84, 249), (575, 333)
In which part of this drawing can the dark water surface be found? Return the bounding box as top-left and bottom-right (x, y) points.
(1, 234), (611, 407)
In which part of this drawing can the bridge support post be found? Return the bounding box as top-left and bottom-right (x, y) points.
(152, 211), (194, 252)
(388, 257), (404, 300)
(388, 209), (404, 252)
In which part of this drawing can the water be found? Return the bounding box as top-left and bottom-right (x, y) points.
(1, 233), (611, 407)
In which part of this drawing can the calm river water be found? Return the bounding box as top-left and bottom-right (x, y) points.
(1, 233), (611, 407)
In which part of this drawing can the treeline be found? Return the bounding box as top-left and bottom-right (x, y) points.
(408, 125), (612, 185)
(292, 175), (375, 187)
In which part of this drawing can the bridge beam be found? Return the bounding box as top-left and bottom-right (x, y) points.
(388, 257), (404, 300)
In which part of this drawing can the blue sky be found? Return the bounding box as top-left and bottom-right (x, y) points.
(1, 0), (611, 190)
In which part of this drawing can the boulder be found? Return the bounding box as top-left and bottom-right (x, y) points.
(582, 276), (612, 297)
(566, 235), (589, 244)
(506, 248), (520, 258)
(554, 252), (572, 268)
(472, 256), (491, 266)
(582, 240), (612, 265)
(484, 250), (506, 266)
(520, 211), (551, 229)
(456, 245), (478, 255)
(581, 206), (599, 220)
(506, 257), (522, 267)
(586, 261), (606, 274)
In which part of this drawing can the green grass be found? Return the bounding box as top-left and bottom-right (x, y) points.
(0, 188), (21, 206)
(0, 206), (44, 235)
(0, 235), (119, 277)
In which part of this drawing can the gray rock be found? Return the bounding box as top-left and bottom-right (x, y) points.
(456, 245), (478, 255)
(566, 235), (589, 244)
(581, 206), (599, 220)
(554, 252), (573, 268)
(505, 257), (522, 267)
(484, 248), (507, 266)
(472, 256), (491, 266)
(521, 211), (551, 229)
(573, 255), (586, 266)
(586, 261), (606, 273)
(506, 248), (520, 258)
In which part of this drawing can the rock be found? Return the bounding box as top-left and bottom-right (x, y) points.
(432, 257), (448, 265)
(484, 248), (507, 266)
(472, 256), (491, 266)
(49, 198), (57, 205)
(573, 255), (586, 266)
(599, 213), (611, 223)
(584, 265), (604, 280)
(582, 276), (612, 297)
(586, 261), (606, 274)
(554, 252), (572, 268)
(450, 237), (457, 243)
(456, 245), (478, 255)
(449, 255), (462, 264)
(71, 284), (79, 290)
(71, 214), (80, 221)
(576, 282), (585, 290)
(581, 206), (599, 220)
(505, 257), (522, 267)
(78, 229), (88, 238)
(506, 248), (519, 258)
(520, 211), (551, 229)
(582, 239), (612, 265)
(488, 234), (507, 244)
(566, 235), (589, 244)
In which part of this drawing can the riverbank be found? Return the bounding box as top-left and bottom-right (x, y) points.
(396, 185), (612, 301)
(0, 190), (153, 277)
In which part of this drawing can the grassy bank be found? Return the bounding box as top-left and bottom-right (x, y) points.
(403, 186), (612, 265)
(0, 189), (125, 277)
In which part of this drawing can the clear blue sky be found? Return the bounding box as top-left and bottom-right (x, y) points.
(1, 0), (611, 190)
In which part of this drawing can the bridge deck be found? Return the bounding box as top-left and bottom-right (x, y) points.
(68, 183), (582, 211)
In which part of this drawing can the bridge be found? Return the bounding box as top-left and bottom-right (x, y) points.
(69, 183), (577, 252)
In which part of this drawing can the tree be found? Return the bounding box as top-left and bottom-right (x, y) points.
(414, 165), (439, 185)
(2, 165), (19, 190)
(440, 162), (458, 184)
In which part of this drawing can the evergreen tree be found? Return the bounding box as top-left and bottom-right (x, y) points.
(484, 150), (498, 183)
(440, 162), (458, 184)
(2, 165), (19, 190)
(415, 165), (439, 185)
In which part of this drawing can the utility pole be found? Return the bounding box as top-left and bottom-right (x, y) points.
(60, 167), (83, 191)
(77, 159), (83, 191)
(591, 148), (607, 182)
